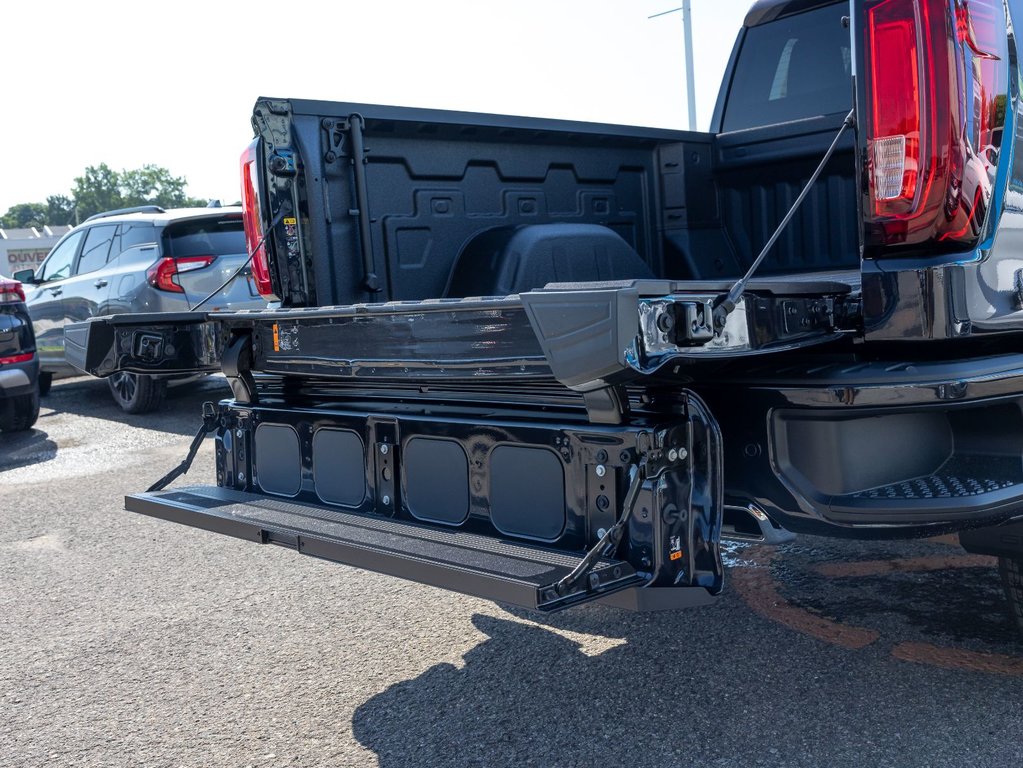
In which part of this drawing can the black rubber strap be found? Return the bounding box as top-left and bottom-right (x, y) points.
(146, 402), (219, 493)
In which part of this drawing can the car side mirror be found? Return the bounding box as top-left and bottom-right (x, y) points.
(12, 269), (37, 284)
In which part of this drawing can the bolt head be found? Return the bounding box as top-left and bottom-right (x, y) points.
(668, 448), (679, 462)
(382, 495), (391, 506)
(595, 464), (607, 477)
(235, 429), (243, 439)
(380, 444), (389, 455)
(597, 527), (608, 540)
(237, 472), (246, 483)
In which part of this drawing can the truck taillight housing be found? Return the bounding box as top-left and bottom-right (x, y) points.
(863, 0), (1006, 253)
(240, 139), (277, 299)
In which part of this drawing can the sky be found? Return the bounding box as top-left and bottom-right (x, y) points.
(0, 0), (752, 214)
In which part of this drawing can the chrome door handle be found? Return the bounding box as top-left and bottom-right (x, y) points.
(49, 288), (62, 296)
(94, 279), (108, 288)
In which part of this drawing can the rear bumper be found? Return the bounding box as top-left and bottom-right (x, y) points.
(0, 358), (38, 397)
(705, 353), (1023, 536)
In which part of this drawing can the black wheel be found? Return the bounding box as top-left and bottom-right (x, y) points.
(107, 372), (167, 414)
(0, 389), (40, 432)
(37, 372), (52, 396)
(999, 557), (1023, 638)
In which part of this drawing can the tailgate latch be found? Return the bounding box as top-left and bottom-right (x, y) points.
(658, 300), (715, 346)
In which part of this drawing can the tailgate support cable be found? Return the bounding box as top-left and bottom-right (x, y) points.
(146, 401), (219, 493)
(712, 108), (855, 331)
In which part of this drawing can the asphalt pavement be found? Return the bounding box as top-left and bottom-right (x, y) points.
(2, 376), (1022, 768)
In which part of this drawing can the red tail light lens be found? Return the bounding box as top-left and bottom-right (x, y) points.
(863, 0), (1007, 253)
(0, 280), (26, 303)
(0, 351), (35, 365)
(866, 0), (921, 207)
(146, 255), (216, 293)
(240, 139), (276, 299)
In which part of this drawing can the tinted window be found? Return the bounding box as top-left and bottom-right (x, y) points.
(75, 224), (117, 275)
(110, 222), (158, 259)
(121, 222), (158, 250)
(163, 218), (245, 258)
(722, 4), (850, 131)
(39, 230), (85, 282)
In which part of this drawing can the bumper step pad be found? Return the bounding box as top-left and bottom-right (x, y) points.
(126, 486), (643, 611)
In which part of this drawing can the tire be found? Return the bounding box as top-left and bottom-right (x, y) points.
(999, 557), (1023, 638)
(107, 372), (167, 414)
(0, 389), (40, 432)
(37, 372), (52, 396)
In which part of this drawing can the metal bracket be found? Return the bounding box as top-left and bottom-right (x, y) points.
(222, 333), (258, 405)
(583, 384), (630, 425)
(550, 458), (648, 599)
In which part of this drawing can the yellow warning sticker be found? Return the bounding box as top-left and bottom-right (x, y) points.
(283, 217), (297, 225)
(272, 322), (280, 352)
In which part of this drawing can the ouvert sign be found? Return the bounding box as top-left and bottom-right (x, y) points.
(0, 225), (71, 277)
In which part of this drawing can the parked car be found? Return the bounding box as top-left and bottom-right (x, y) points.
(14, 205), (266, 413)
(0, 275), (40, 432)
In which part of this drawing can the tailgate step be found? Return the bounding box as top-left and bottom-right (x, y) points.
(126, 486), (644, 611)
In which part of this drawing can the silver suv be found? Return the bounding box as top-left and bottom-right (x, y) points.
(14, 205), (266, 412)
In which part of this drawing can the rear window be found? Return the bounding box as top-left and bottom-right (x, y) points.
(163, 218), (245, 258)
(722, 4), (851, 131)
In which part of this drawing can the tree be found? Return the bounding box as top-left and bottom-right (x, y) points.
(71, 163), (207, 220)
(3, 164), (209, 228)
(0, 202), (46, 229)
(45, 195), (76, 226)
(70, 163), (125, 220)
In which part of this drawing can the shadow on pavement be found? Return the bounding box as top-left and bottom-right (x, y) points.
(42, 374), (231, 437)
(0, 427), (58, 473)
(352, 590), (1023, 767)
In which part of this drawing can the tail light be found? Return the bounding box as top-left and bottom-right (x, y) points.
(0, 280), (25, 303)
(146, 255), (216, 293)
(0, 352), (34, 365)
(240, 139), (276, 299)
(863, 0), (1007, 253)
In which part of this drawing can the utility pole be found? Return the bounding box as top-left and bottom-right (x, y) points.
(649, 1), (698, 130)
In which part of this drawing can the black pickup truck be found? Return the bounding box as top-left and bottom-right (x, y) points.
(70, 0), (1023, 629)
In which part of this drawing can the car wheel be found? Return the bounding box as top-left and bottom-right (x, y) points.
(38, 372), (53, 396)
(0, 389), (40, 432)
(999, 557), (1023, 638)
(107, 372), (167, 414)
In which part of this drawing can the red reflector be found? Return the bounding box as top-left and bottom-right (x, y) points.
(241, 140), (275, 299)
(0, 352), (34, 365)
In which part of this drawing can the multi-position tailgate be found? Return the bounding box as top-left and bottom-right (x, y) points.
(67, 276), (859, 416)
(65, 277), (856, 610)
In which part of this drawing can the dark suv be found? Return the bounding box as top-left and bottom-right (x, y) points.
(0, 275), (40, 432)
(15, 205), (266, 413)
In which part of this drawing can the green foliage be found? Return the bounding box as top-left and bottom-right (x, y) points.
(45, 195), (76, 226)
(71, 164), (123, 220)
(0, 202), (47, 229)
(2, 164), (209, 228)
